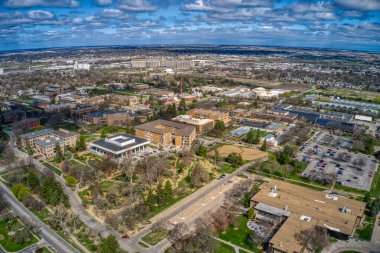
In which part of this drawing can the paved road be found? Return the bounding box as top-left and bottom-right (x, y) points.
(372, 213), (380, 245)
(4, 129), (263, 253)
(321, 239), (379, 253)
(0, 182), (80, 253)
(128, 160), (262, 253)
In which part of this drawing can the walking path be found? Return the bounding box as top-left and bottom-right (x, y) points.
(214, 237), (256, 253)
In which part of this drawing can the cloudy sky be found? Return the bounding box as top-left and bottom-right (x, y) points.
(0, 0), (379, 52)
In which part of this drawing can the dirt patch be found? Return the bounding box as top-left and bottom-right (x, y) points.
(213, 144), (268, 161)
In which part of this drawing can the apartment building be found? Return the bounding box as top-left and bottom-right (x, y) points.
(19, 128), (78, 159)
(135, 119), (196, 147)
(82, 110), (146, 126)
(19, 128), (55, 148)
(172, 115), (214, 133)
(186, 108), (231, 125)
(35, 136), (66, 159)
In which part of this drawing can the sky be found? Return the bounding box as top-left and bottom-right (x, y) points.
(0, 0), (380, 52)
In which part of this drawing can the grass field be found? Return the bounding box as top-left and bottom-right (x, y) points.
(219, 164), (236, 174)
(141, 228), (169, 246)
(309, 88), (380, 103)
(0, 219), (39, 252)
(370, 165), (380, 197)
(213, 144), (267, 161)
(355, 216), (374, 241)
(214, 241), (235, 253)
(40, 161), (62, 175)
(216, 215), (260, 252)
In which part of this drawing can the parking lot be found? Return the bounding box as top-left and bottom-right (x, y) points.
(298, 132), (378, 191)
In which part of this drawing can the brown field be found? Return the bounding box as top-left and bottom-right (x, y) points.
(213, 144), (268, 161)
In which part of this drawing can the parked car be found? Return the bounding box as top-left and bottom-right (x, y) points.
(122, 235), (129, 239)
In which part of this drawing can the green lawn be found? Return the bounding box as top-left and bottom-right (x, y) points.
(216, 215), (259, 252)
(148, 193), (190, 218)
(141, 229), (169, 246)
(355, 216), (374, 241)
(333, 184), (368, 196)
(40, 161), (62, 175)
(0, 219), (39, 252)
(100, 180), (123, 192)
(370, 165), (380, 197)
(75, 230), (97, 252)
(53, 123), (79, 131)
(214, 241), (235, 253)
(219, 164), (236, 174)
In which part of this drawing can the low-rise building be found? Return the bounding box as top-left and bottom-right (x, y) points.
(251, 180), (365, 253)
(35, 136), (65, 159)
(172, 115), (214, 133)
(44, 85), (65, 97)
(78, 95), (106, 106)
(186, 108), (231, 125)
(70, 105), (98, 119)
(19, 128), (55, 148)
(135, 119), (196, 147)
(109, 94), (139, 106)
(89, 134), (150, 159)
(0, 109), (26, 124)
(82, 110), (146, 126)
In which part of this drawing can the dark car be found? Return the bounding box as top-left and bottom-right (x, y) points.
(122, 235), (129, 239)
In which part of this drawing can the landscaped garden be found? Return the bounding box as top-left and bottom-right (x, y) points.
(0, 219), (39, 252)
(141, 228), (169, 246)
(216, 215), (260, 252)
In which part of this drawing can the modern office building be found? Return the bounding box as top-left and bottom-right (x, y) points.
(251, 180), (365, 253)
(186, 108), (231, 125)
(135, 119), (196, 147)
(172, 115), (214, 133)
(89, 134), (150, 159)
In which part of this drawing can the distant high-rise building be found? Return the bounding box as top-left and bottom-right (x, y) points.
(0, 68), (4, 75)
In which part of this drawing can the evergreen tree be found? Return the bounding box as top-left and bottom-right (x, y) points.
(178, 98), (186, 113)
(214, 149), (220, 163)
(261, 139), (267, 151)
(371, 198), (379, 217)
(145, 189), (156, 209)
(99, 235), (119, 253)
(75, 135), (86, 151)
(196, 144), (208, 157)
(101, 129), (107, 138)
(163, 180), (173, 203)
(55, 143), (63, 160)
(156, 181), (164, 205)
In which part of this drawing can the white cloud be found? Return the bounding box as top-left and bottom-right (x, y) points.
(118, 0), (156, 12)
(95, 0), (112, 6)
(4, 0), (80, 8)
(336, 0), (380, 11)
(27, 10), (55, 20)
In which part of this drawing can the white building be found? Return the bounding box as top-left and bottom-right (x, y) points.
(74, 61), (90, 71)
(89, 134), (150, 159)
(0, 68), (4, 75)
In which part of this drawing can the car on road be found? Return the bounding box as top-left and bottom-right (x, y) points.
(122, 235), (129, 239)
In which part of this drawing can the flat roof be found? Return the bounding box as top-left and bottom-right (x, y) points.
(54, 129), (78, 139)
(269, 213), (319, 253)
(19, 128), (54, 139)
(135, 119), (195, 136)
(36, 136), (63, 147)
(172, 115), (213, 126)
(251, 179), (365, 236)
(91, 134), (149, 153)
